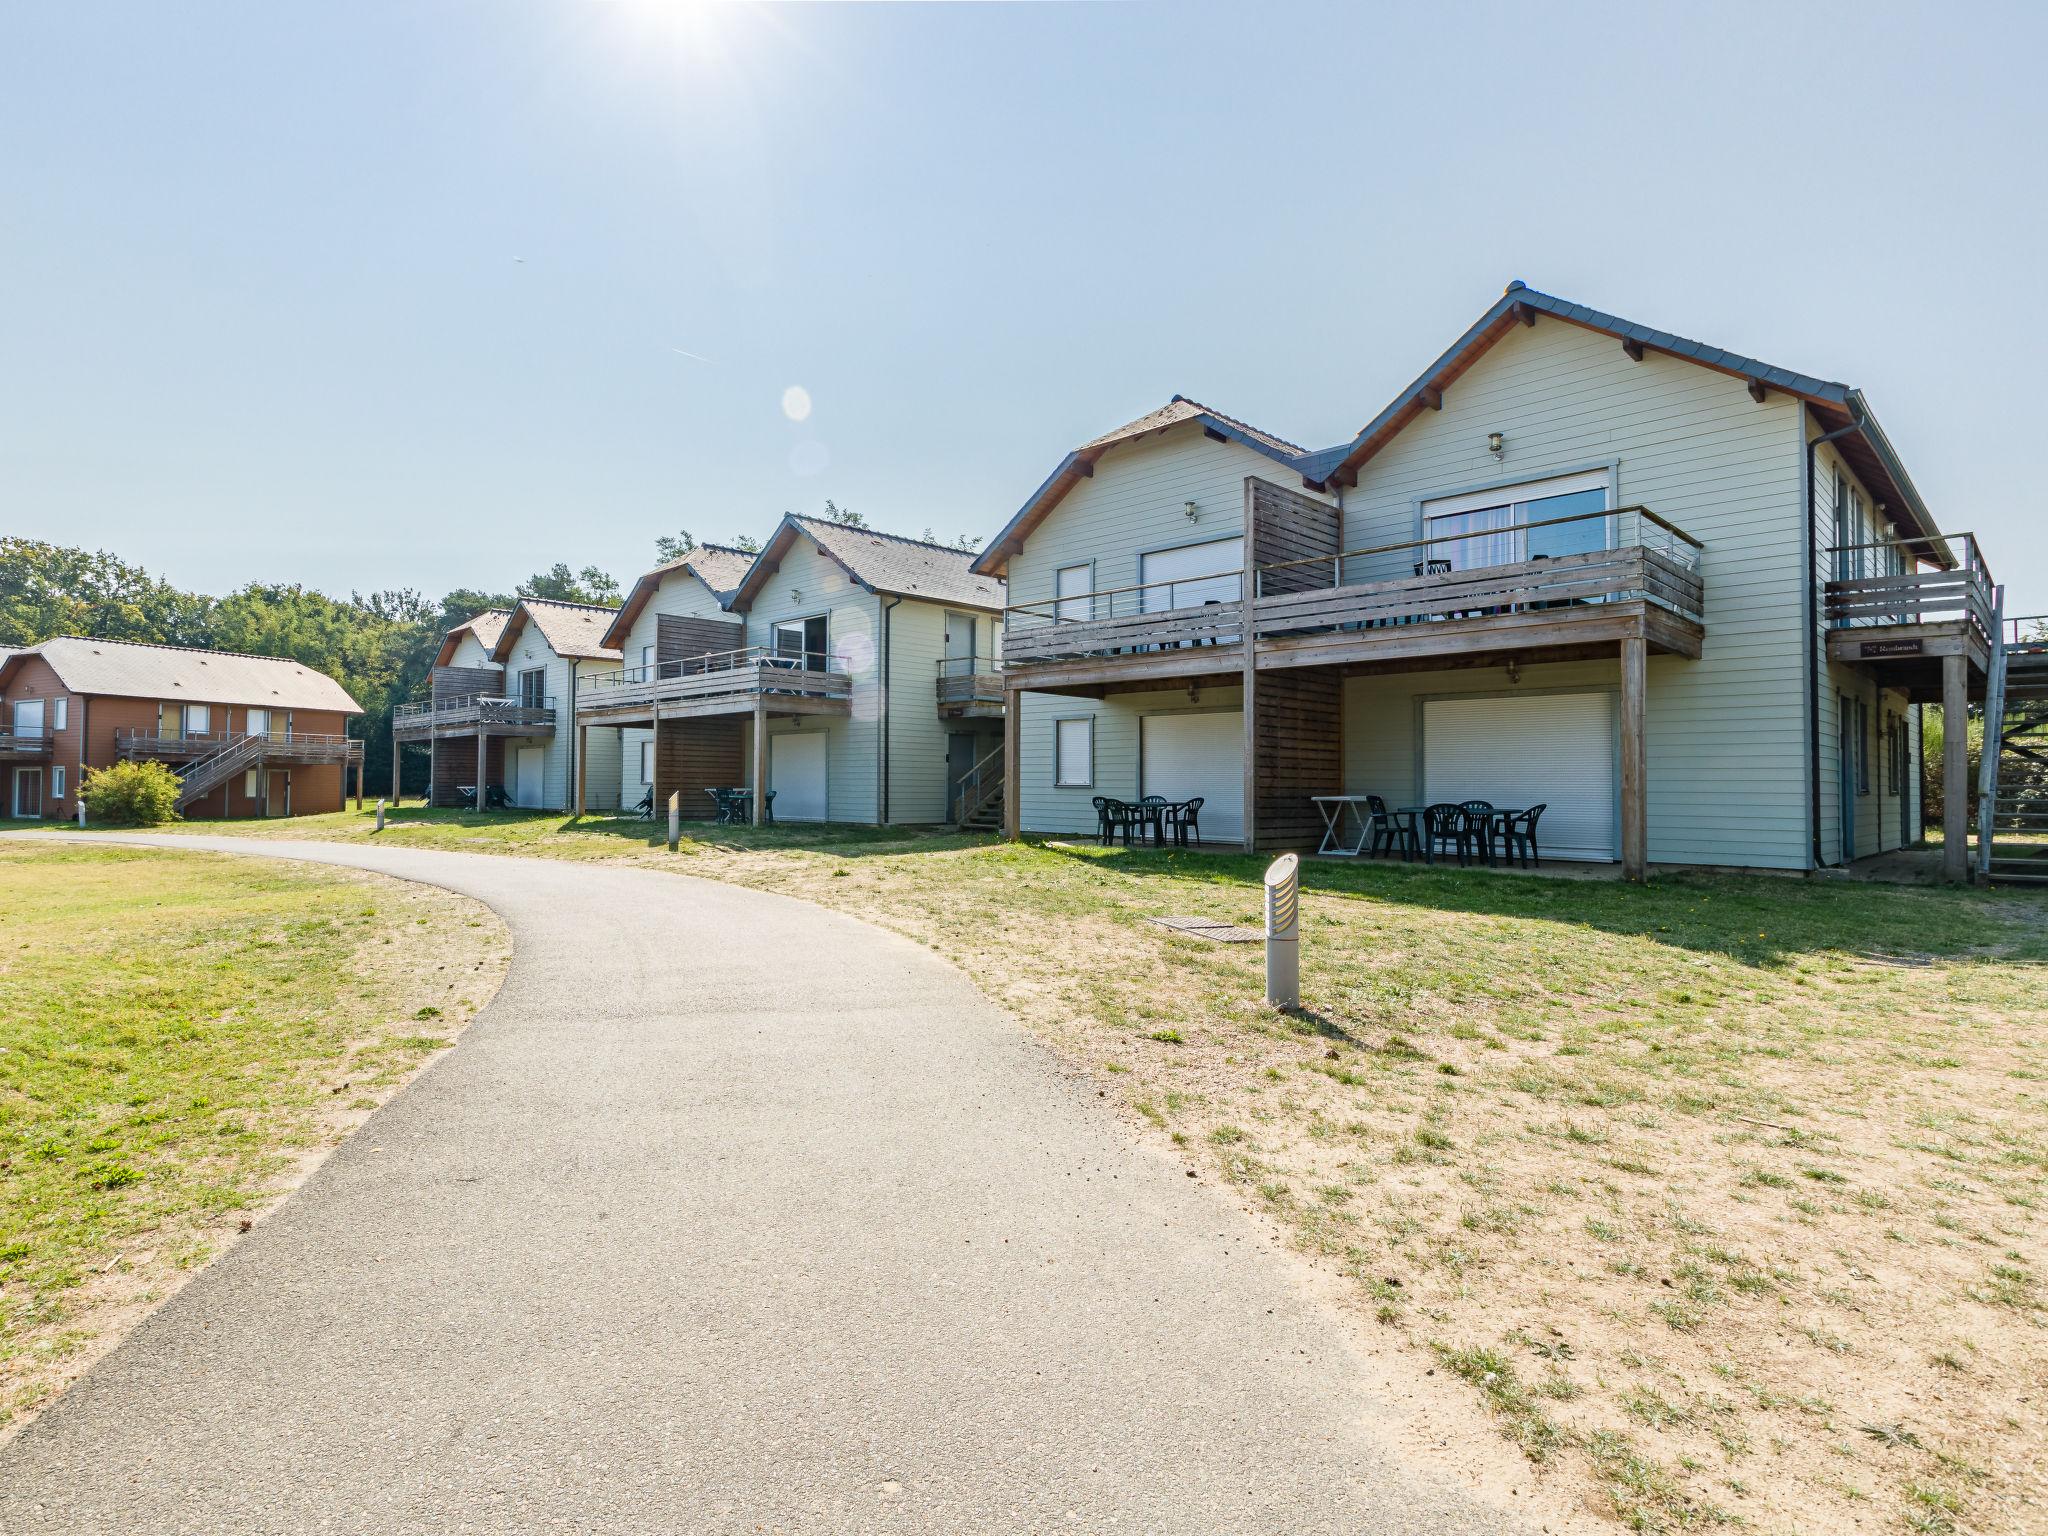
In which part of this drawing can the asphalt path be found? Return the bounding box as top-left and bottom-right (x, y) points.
(0, 835), (1520, 1534)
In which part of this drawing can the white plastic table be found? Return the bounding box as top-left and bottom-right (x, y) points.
(1311, 795), (1377, 856)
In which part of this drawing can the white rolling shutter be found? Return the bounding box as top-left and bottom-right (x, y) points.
(1422, 693), (1616, 861)
(1140, 712), (1243, 842)
(1139, 538), (1243, 611)
(770, 732), (828, 821)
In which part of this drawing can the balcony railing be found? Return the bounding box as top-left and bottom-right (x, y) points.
(0, 731), (54, 755)
(391, 695), (557, 733)
(1824, 531), (1995, 639)
(936, 654), (1005, 710)
(114, 729), (361, 761)
(579, 646), (853, 713)
(1000, 504), (1704, 669)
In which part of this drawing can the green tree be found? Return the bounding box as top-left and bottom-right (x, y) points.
(0, 537), (208, 648)
(654, 530), (695, 563)
(519, 563), (621, 605)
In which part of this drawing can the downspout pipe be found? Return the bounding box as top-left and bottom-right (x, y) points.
(1805, 413), (1863, 869)
(879, 596), (901, 825)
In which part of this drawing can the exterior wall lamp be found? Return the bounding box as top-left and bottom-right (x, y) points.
(1487, 432), (1506, 461)
(1184, 500), (1199, 523)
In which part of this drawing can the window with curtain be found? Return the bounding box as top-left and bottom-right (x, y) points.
(1423, 481), (1610, 572)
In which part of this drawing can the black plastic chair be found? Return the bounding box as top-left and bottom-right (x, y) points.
(1500, 804), (1546, 868)
(1457, 799), (1496, 863)
(1092, 796), (1116, 846)
(1421, 803), (1474, 866)
(1365, 794), (1404, 859)
(632, 790), (653, 821)
(1167, 797), (1204, 848)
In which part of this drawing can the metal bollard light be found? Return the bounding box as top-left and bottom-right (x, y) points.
(375, 799), (387, 832)
(1264, 852), (1300, 1010)
(76, 800), (87, 828)
(667, 791), (681, 852)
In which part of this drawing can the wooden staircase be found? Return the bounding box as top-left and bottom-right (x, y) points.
(951, 744), (1005, 833)
(1976, 610), (2048, 885)
(170, 733), (270, 811)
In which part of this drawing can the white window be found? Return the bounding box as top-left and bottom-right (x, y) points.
(1055, 717), (1093, 786)
(640, 644), (654, 680)
(183, 704), (210, 736)
(51, 766), (65, 798)
(246, 708), (270, 738)
(51, 698), (67, 732)
(1054, 564), (1092, 623)
(1421, 471), (1611, 573)
(640, 740), (654, 785)
(12, 699), (44, 738)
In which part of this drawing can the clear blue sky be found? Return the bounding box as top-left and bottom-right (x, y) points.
(5, 1), (2044, 611)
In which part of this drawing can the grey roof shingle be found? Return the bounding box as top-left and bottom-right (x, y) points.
(12, 636), (363, 713)
(786, 517), (1005, 610)
(499, 598), (623, 662)
(1083, 396), (1305, 457)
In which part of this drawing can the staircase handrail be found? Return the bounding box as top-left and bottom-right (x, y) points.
(952, 743), (1007, 824)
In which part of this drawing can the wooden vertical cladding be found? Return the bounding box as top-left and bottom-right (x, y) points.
(1620, 633), (1648, 881)
(1247, 478), (1341, 595)
(432, 665), (502, 704)
(656, 614), (746, 664)
(1252, 669), (1343, 851)
(431, 734), (504, 806)
(655, 716), (743, 821)
(1941, 652), (1969, 883)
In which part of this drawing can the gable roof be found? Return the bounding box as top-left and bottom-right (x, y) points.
(731, 515), (1005, 612)
(490, 597), (624, 663)
(972, 396), (1308, 578)
(433, 608), (511, 668)
(599, 543), (755, 651)
(0, 636), (362, 714)
(1310, 281), (1949, 562)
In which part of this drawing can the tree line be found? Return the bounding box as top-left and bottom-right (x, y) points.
(0, 504), (981, 797)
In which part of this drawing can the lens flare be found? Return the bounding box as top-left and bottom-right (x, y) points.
(781, 385), (812, 422)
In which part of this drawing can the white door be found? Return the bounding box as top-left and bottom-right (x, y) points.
(1140, 538), (1243, 611)
(515, 747), (545, 809)
(1140, 712), (1243, 842)
(769, 732), (827, 822)
(1422, 693), (1617, 861)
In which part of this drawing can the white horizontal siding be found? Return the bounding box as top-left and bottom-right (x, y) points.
(1341, 318), (1809, 868)
(1017, 684), (1243, 838)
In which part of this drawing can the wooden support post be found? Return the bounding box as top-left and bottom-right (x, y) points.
(476, 725), (487, 812)
(1942, 651), (1969, 883)
(1620, 633), (1648, 882)
(1241, 554), (1259, 854)
(575, 723), (588, 817)
(390, 731), (401, 808)
(649, 704), (662, 820)
(751, 697), (767, 827)
(1003, 689), (1022, 840)
(354, 754), (364, 810)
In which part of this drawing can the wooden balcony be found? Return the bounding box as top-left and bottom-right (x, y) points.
(577, 647), (852, 724)
(391, 696), (557, 740)
(999, 505), (1705, 694)
(0, 731), (54, 760)
(1824, 533), (1996, 698)
(116, 730), (363, 767)
(936, 657), (1006, 718)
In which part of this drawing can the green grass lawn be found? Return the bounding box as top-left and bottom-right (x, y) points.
(0, 843), (506, 1432)
(142, 808), (2048, 1534)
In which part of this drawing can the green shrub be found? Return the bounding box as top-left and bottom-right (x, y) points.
(79, 760), (181, 826)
